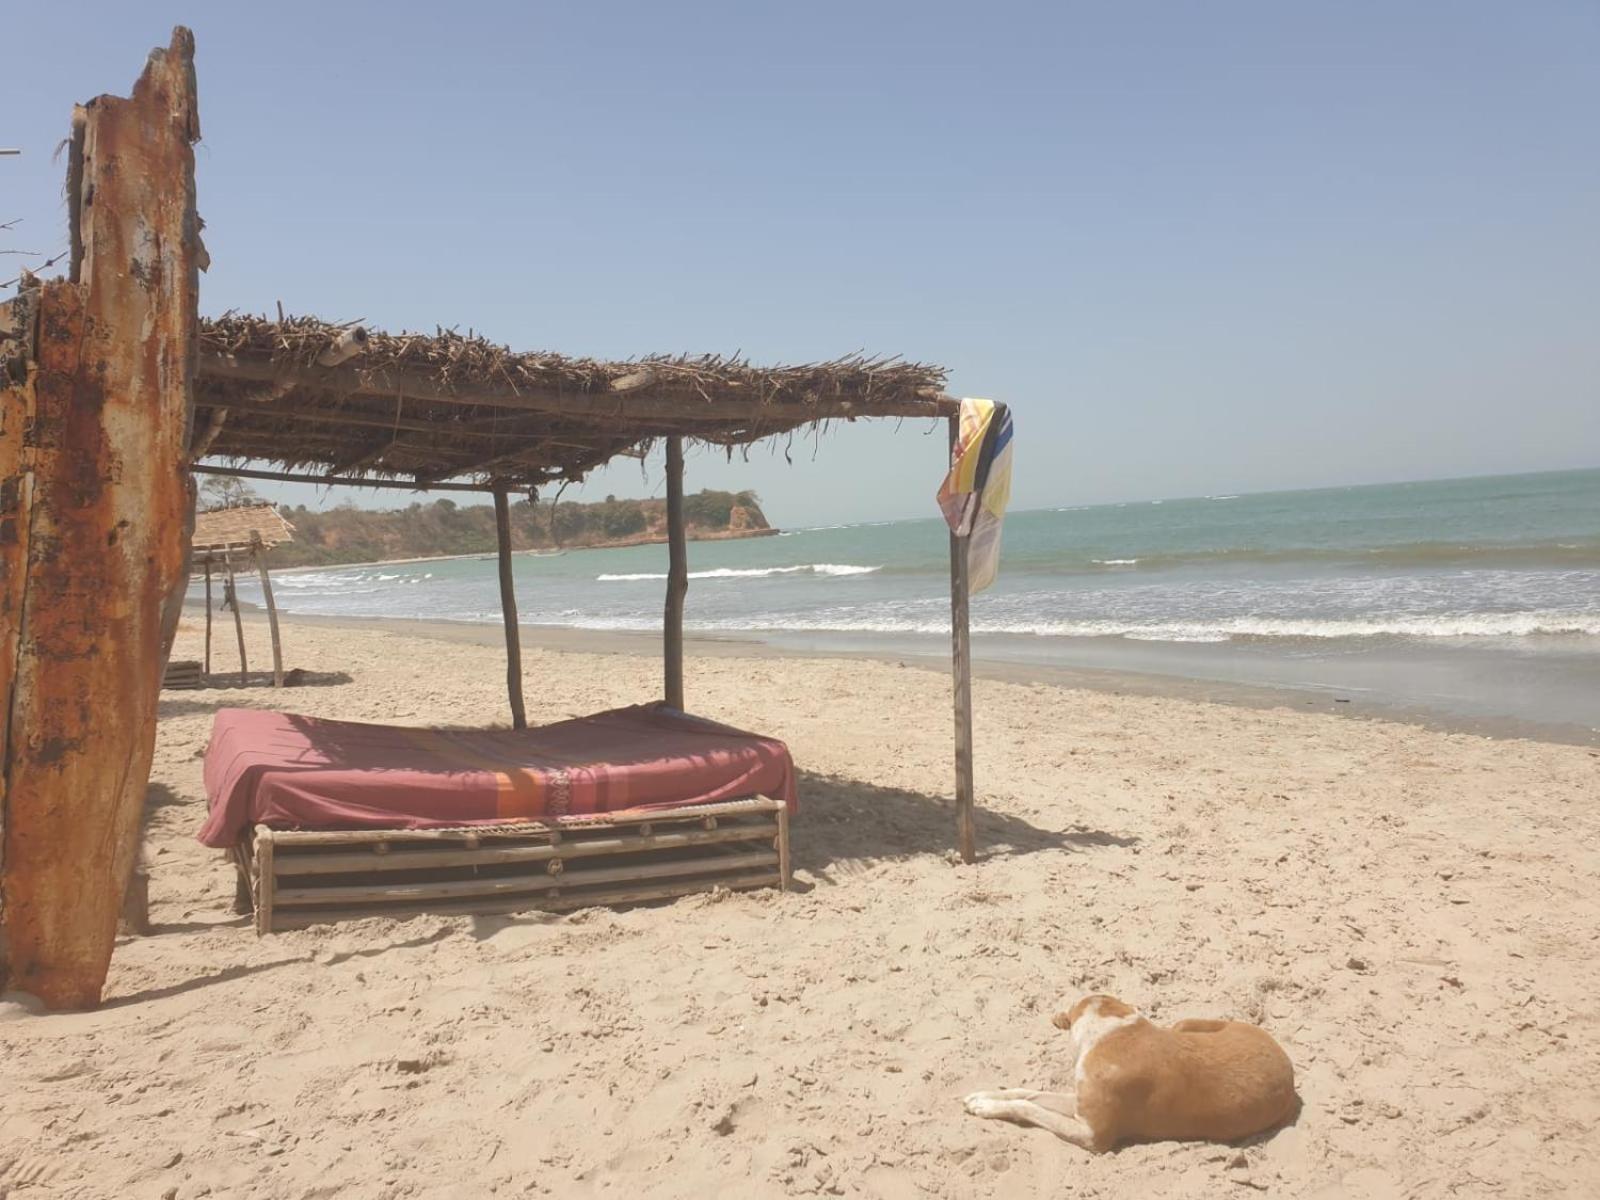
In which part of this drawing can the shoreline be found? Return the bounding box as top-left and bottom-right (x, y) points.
(213, 606), (1600, 747)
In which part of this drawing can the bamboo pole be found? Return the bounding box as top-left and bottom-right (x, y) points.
(493, 488), (527, 730)
(949, 416), (976, 864)
(664, 436), (688, 710)
(221, 545), (248, 685)
(202, 556), (213, 677)
(251, 534), (283, 687)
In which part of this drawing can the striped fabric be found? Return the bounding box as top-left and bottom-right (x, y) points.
(936, 398), (1014, 593)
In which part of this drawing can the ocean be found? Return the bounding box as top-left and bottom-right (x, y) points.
(218, 468), (1600, 738)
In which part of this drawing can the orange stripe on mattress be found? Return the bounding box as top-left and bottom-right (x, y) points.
(399, 728), (546, 819)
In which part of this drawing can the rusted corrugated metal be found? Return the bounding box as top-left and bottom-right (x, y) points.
(0, 28), (200, 1009)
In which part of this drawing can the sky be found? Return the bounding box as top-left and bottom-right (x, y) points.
(5, 1), (1598, 528)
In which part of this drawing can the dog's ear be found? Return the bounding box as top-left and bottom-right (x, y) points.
(1095, 995), (1136, 1019)
(1053, 995), (1096, 1030)
(1054, 994), (1135, 1030)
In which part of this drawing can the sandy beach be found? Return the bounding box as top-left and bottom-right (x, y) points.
(4, 611), (1599, 1199)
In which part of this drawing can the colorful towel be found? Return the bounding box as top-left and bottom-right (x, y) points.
(936, 398), (1014, 592)
(196, 703), (797, 847)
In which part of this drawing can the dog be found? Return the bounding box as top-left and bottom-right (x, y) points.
(963, 994), (1298, 1152)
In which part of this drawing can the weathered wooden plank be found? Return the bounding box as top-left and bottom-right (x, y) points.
(0, 292), (40, 891)
(272, 850), (780, 907)
(0, 28), (200, 1010)
(258, 797), (784, 845)
(265, 872), (783, 932)
(274, 821), (781, 875)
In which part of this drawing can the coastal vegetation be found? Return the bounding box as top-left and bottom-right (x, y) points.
(240, 488), (773, 568)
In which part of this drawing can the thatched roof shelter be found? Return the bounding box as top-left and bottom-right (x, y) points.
(191, 502), (295, 552)
(187, 311), (979, 863)
(193, 314), (957, 493)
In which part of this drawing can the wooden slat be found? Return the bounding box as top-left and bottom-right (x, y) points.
(267, 871), (783, 932)
(274, 821), (779, 875)
(255, 832), (275, 935)
(258, 798), (785, 845)
(273, 851), (779, 907)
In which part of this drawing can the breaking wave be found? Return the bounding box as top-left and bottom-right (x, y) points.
(596, 563), (880, 582)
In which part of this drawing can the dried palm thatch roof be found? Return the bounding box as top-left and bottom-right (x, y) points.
(191, 502), (295, 552)
(193, 314), (956, 493)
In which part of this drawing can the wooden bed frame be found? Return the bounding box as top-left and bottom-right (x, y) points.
(231, 796), (791, 934)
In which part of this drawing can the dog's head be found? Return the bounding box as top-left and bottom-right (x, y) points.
(1052, 993), (1137, 1033)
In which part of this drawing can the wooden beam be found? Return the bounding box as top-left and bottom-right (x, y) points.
(949, 415), (976, 864)
(198, 351), (960, 423)
(0, 28), (201, 1009)
(493, 488), (527, 730)
(252, 534), (284, 687)
(421, 437), (628, 487)
(664, 436), (688, 710)
(191, 464), (501, 494)
(198, 400), (510, 438)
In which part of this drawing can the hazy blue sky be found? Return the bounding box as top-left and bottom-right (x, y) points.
(6, 2), (1598, 527)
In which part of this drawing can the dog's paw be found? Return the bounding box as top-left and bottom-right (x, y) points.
(963, 1092), (1005, 1118)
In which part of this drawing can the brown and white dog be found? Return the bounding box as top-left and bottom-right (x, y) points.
(963, 994), (1298, 1152)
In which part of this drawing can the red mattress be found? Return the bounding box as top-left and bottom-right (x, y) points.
(196, 703), (796, 848)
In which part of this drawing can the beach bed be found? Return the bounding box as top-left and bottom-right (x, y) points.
(198, 705), (795, 933)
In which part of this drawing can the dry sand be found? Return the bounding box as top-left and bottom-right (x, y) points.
(4, 613), (1599, 1199)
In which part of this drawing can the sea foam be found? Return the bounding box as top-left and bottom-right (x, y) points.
(597, 563), (879, 582)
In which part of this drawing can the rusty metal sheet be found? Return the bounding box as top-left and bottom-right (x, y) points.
(0, 28), (199, 1009)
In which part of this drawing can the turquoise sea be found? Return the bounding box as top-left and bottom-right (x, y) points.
(221, 468), (1600, 737)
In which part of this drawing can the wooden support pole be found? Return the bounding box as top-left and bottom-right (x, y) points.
(949, 416), (977, 864)
(203, 556), (213, 677)
(664, 436), (688, 710)
(252, 535), (283, 687)
(221, 546), (248, 685)
(493, 488), (527, 730)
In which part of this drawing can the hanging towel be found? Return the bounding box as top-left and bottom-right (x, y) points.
(937, 398), (1013, 593)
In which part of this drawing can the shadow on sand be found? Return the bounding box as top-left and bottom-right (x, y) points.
(158, 670), (354, 719)
(101, 926), (455, 1008)
(792, 770), (1138, 877)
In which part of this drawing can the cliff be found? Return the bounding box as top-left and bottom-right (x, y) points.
(258, 490), (775, 569)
